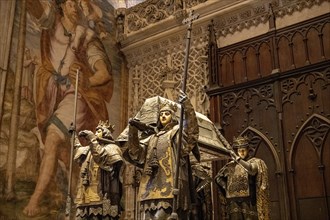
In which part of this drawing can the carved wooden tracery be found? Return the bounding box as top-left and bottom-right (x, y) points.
(207, 12), (330, 220)
(222, 84), (275, 127)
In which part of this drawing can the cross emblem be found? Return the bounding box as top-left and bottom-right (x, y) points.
(182, 10), (199, 27)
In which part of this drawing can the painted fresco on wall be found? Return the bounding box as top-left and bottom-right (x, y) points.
(0, 0), (123, 219)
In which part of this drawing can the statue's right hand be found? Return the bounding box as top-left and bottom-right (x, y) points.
(78, 130), (94, 140)
(229, 149), (240, 162)
(128, 119), (140, 140)
(178, 89), (188, 104)
(128, 118), (139, 126)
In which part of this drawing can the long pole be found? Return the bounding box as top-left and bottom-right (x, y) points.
(169, 10), (199, 220)
(0, 0), (16, 131)
(5, 0), (26, 200)
(65, 68), (80, 218)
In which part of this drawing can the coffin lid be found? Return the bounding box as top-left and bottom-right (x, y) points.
(116, 96), (230, 162)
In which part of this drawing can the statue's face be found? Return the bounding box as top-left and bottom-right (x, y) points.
(237, 147), (248, 159)
(95, 128), (103, 138)
(159, 110), (172, 126)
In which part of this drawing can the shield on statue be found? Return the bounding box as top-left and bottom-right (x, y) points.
(116, 96), (230, 162)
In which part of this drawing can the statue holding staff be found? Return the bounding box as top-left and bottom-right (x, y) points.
(124, 91), (199, 220)
(215, 136), (270, 220)
(74, 120), (123, 220)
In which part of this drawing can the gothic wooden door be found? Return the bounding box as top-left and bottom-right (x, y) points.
(207, 14), (330, 220)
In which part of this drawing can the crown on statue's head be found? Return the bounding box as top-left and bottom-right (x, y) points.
(159, 101), (178, 113)
(97, 120), (115, 133)
(232, 135), (249, 148)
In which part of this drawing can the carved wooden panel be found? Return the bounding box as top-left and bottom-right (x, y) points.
(307, 27), (323, 64)
(323, 23), (330, 59)
(220, 54), (233, 87)
(209, 15), (330, 90)
(278, 36), (293, 72)
(259, 42), (273, 75)
(233, 51), (245, 84)
(208, 14), (330, 220)
(246, 46), (259, 81)
(282, 68), (330, 219)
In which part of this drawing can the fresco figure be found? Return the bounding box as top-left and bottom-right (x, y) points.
(215, 136), (270, 220)
(124, 91), (199, 220)
(79, 0), (108, 39)
(24, 0), (113, 216)
(74, 120), (123, 220)
(22, 47), (37, 103)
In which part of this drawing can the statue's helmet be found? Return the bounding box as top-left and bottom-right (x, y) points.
(96, 120), (115, 140)
(232, 136), (249, 149)
(159, 101), (177, 114)
(158, 101), (178, 126)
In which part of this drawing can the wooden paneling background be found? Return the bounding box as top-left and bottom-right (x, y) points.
(207, 14), (330, 220)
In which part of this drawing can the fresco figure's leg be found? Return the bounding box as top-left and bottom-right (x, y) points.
(23, 127), (65, 217)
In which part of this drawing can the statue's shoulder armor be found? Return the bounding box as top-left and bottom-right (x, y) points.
(74, 146), (90, 161)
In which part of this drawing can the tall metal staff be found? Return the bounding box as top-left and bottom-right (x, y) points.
(65, 68), (80, 218)
(169, 10), (199, 220)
